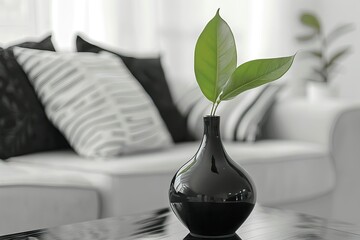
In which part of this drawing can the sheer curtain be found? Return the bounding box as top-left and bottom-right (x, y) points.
(51, 0), (160, 54)
(3, 1), (355, 98)
(0, 0), (51, 46)
(50, 0), (250, 94)
(50, 0), (314, 98)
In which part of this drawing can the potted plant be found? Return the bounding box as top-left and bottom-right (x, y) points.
(169, 9), (295, 238)
(297, 12), (353, 100)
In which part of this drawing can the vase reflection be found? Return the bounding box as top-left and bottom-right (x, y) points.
(183, 233), (242, 240)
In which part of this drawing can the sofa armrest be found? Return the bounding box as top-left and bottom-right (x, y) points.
(264, 98), (360, 222)
(264, 98), (360, 174)
(264, 99), (360, 146)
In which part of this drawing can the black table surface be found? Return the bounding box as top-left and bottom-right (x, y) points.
(1, 205), (360, 240)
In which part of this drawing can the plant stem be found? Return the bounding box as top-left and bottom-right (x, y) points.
(320, 32), (328, 83)
(210, 102), (215, 116)
(213, 102), (220, 115)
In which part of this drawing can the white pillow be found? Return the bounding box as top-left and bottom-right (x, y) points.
(14, 47), (172, 157)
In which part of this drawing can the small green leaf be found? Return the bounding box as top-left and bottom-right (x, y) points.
(221, 55), (295, 100)
(312, 68), (327, 82)
(327, 24), (354, 44)
(304, 50), (322, 59)
(296, 33), (317, 42)
(305, 78), (321, 83)
(300, 13), (321, 33)
(194, 9), (237, 103)
(326, 47), (351, 69)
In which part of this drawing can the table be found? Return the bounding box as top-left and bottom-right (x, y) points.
(1, 206), (360, 240)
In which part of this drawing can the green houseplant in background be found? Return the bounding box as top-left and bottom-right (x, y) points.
(297, 12), (354, 99)
(169, 9), (295, 238)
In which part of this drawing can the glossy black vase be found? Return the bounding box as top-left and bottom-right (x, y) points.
(169, 116), (256, 238)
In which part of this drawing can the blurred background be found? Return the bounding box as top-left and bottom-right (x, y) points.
(0, 0), (358, 100)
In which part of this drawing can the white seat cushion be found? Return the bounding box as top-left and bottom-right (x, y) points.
(9, 140), (335, 216)
(0, 162), (99, 235)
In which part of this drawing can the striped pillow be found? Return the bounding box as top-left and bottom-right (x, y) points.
(176, 84), (281, 142)
(13, 47), (172, 157)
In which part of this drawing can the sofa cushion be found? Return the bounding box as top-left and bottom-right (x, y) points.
(0, 162), (99, 235)
(76, 35), (191, 143)
(177, 84), (281, 142)
(14, 48), (173, 157)
(0, 36), (68, 160)
(9, 140), (335, 216)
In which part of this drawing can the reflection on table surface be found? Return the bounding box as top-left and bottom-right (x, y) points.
(1, 205), (360, 240)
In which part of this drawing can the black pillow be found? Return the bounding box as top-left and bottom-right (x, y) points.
(0, 36), (69, 159)
(76, 35), (192, 142)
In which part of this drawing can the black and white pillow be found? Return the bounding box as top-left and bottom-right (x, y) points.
(14, 47), (173, 157)
(0, 36), (69, 160)
(177, 84), (281, 142)
(76, 35), (191, 142)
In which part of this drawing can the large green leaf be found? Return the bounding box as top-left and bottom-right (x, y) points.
(221, 55), (295, 100)
(300, 13), (321, 33)
(194, 9), (237, 103)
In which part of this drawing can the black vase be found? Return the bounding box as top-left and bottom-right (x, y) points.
(169, 116), (256, 238)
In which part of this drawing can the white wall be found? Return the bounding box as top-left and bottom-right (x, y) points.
(318, 0), (360, 100)
(241, 0), (359, 100)
(241, 0), (322, 98)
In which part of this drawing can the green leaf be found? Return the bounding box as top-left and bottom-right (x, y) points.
(305, 78), (321, 83)
(304, 50), (322, 59)
(300, 13), (321, 33)
(327, 24), (354, 44)
(221, 55), (295, 100)
(312, 68), (327, 82)
(194, 9), (237, 103)
(326, 47), (351, 69)
(296, 33), (317, 42)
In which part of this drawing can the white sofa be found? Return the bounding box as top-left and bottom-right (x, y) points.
(3, 98), (360, 234)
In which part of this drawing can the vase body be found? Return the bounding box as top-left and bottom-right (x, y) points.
(169, 116), (256, 238)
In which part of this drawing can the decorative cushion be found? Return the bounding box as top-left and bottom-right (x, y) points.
(0, 36), (68, 160)
(76, 35), (191, 142)
(176, 84), (281, 141)
(14, 48), (172, 157)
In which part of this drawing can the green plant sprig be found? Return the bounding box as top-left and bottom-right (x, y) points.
(194, 9), (295, 116)
(297, 12), (354, 83)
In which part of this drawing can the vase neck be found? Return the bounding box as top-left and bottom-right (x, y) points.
(200, 116), (224, 150)
(197, 116), (226, 161)
(203, 116), (221, 138)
